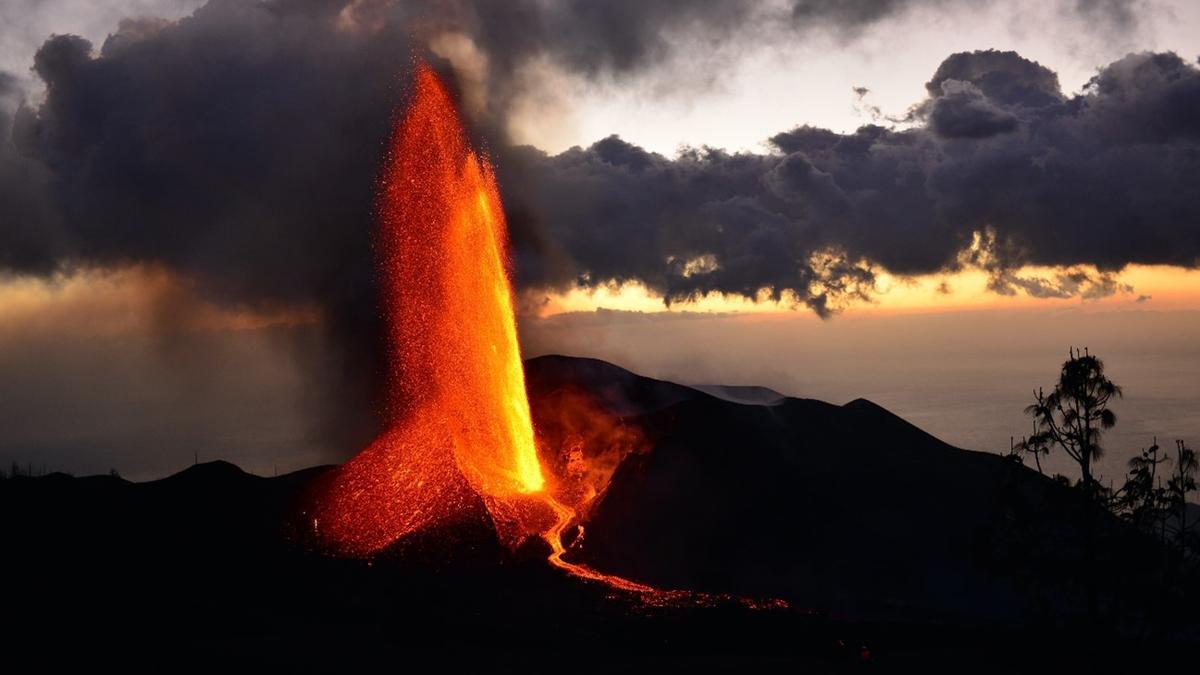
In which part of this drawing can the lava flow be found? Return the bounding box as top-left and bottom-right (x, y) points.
(309, 65), (783, 610)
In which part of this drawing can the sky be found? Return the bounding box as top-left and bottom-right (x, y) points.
(0, 0), (1198, 480)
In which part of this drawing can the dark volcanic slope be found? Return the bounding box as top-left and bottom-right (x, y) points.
(578, 394), (1015, 621)
(2, 355), (1194, 668)
(523, 355), (1178, 626)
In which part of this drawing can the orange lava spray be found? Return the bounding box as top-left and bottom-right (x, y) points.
(311, 64), (547, 554)
(309, 65), (785, 610)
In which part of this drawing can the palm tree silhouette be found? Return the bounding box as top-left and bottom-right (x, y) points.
(1025, 347), (1122, 495)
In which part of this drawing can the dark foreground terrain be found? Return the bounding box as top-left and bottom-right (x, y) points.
(2, 355), (1197, 671)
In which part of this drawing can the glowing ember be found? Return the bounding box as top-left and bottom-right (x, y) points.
(311, 64), (548, 554)
(309, 64), (786, 610)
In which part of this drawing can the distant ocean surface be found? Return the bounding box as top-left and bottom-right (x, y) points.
(801, 351), (1200, 484)
(526, 307), (1200, 486)
(4, 306), (1197, 484)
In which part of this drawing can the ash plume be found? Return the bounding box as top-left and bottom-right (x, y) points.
(0, 0), (1194, 451)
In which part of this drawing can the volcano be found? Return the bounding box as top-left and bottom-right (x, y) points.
(4, 354), (1194, 669)
(6, 65), (1197, 671)
(525, 355), (1159, 621)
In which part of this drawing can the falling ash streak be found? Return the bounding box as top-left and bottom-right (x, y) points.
(309, 64), (784, 610)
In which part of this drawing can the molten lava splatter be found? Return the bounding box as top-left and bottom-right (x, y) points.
(311, 64), (550, 555)
(310, 65), (785, 610)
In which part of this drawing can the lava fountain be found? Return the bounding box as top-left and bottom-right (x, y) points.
(313, 63), (633, 569)
(309, 65), (786, 610)
(311, 64), (554, 555)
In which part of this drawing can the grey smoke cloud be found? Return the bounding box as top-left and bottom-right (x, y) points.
(501, 49), (1200, 315)
(0, 0), (1193, 450)
(0, 1), (1176, 309)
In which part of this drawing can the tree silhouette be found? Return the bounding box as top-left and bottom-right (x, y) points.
(1025, 347), (1122, 496)
(1114, 438), (1169, 536)
(1166, 440), (1198, 557)
(1016, 420), (1051, 475)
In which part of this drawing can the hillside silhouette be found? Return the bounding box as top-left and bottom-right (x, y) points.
(2, 355), (1196, 670)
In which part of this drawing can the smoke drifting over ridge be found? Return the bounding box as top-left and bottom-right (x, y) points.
(0, 0), (1197, 453)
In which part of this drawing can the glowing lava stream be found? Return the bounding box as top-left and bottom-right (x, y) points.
(310, 64), (658, 597)
(543, 500), (658, 594)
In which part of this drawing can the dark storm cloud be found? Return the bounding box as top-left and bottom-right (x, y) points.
(13, 6), (408, 308)
(925, 48), (1065, 107)
(3, 1), (428, 449)
(0, 1), (1177, 314)
(0, 0), (922, 290)
(0, 71), (58, 275)
(0, 1), (1193, 453)
(503, 49), (1200, 313)
(926, 83), (1020, 139)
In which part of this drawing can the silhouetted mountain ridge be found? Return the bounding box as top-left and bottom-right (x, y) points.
(524, 356), (1180, 624)
(2, 354), (1195, 667)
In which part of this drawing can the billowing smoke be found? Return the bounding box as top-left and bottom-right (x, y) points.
(0, 71), (58, 274)
(504, 49), (1200, 313)
(2, 1), (1176, 314)
(0, 0), (1192, 451)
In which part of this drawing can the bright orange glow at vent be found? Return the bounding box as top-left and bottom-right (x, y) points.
(311, 64), (547, 555)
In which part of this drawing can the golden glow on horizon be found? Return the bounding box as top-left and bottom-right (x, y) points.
(0, 266), (320, 338)
(2, 263), (1198, 336)
(522, 264), (1200, 318)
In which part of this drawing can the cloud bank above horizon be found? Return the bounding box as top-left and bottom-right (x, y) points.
(1, 0), (1198, 315)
